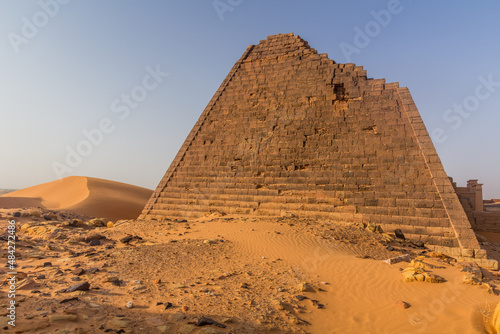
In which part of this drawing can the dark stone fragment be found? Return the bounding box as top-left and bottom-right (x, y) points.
(60, 297), (79, 304)
(413, 241), (425, 248)
(43, 262), (52, 267)
(87, 267), (99, 274)
(120, 235), (133, 243)
(296, 295), (308, 301)
(63, 281), (90, 293)
(112, 280), (123, 287)
(13, 212), (21, 217)
(195, 317), (227, 328)
(386, 246), (394, 251)
(164, 302), (173, 309)
(311, 299), (325, 309)
(72, 268), (86, 276)
(89, 239), (101, 246)
(394, 229), (405, 240)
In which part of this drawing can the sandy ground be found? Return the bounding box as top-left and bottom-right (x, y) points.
(1, 178), (500, 333)
(1, 209), (500, 333)
(0, 176), (152, 221)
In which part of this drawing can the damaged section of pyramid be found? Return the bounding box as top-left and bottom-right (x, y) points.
(140, 33), (495, 268)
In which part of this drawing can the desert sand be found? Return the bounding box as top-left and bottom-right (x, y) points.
(1, 178), (500, 333)
(1, 176), (153, 221)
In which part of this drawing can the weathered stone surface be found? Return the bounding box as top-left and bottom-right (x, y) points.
(107, 317), (131, 328)
(402, 266), (445, 283)
(139, 33), (482, 261)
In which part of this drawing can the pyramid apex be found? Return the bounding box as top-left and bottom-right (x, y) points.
(245, 33), (319, 61)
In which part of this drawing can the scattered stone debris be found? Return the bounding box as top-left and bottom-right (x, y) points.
(459, 262), (484, 285)
(60, 297), (79, 304)
(402, 266), (445, 283)
(396, 300), (410, 309)
(394, 229), (405, 240)
(195, 317), (227, 328)
(383, 254), (410, 265)
(299, 282), (315, 292)
(62, 281), (91, 293)
(120, 235), (142, 243)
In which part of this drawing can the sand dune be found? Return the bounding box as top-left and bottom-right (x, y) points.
(0, 176), (152, 221)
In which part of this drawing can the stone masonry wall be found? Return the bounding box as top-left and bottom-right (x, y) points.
(140, 33), (482, 258)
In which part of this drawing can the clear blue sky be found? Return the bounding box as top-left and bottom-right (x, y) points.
(1, 1), (499, 199)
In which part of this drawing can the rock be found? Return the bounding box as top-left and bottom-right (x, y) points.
(107, 317), (131, 328)
(172, 283), (187, 289)
(49, 314), (78, 322)
(296, 295), (308, 301)
(366, 223), (383, 233)
(394, 229), (405, 240)
(88, 239), (101, 246)
(16, 278), (37, 290)
(413, 241), (425, 248)
(104, 276), (120, 282)
(72, 268), (86, 276)
(115, 220), (129, 226)
(203, 239), (219, 245)
(402, 267), (445, 283)
(120, 235), (142, 243)
(107, 221), (114, 228)
(54, 330), (73, 334)
(410, 257), (444, 270)
(164, 302), (173, 309)
(43, 213), (57, 220)
(171, 312), (186, 322)
(459, 262), (483, 285)
(195, 317), (227, 328)
(130, 284), (147, 291)
(13, 211), (21, 217)
(396, 300), (410, 309)
(71, 219), (84, 226)
(89, 218), (107, 227)
(60, 297), (79, 304)
(199, 328), (224, 334)
(383, 254), (410, 265)
(63, 281), (90, 292)
(311, 299), (325, 309)
(181, 305), (189, 312)
(156, 325), (173, 334)
(126, 300), (133, 309)
(178, 324), (197, 334)
(299, 282), (315, 292)
(271, 299), (285, 310)
(43, 261), (52, 267)
(386, 246), (394, 251)
(79, 232), (106, 242)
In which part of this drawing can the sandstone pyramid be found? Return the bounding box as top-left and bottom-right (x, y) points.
(141, 33), (492, 265)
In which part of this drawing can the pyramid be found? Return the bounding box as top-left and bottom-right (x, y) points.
(141, 33), (494, 266)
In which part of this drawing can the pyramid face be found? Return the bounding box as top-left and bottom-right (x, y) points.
(141, 33), (483, 258)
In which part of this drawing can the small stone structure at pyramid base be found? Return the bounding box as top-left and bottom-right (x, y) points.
(140, 33), (497, 269)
